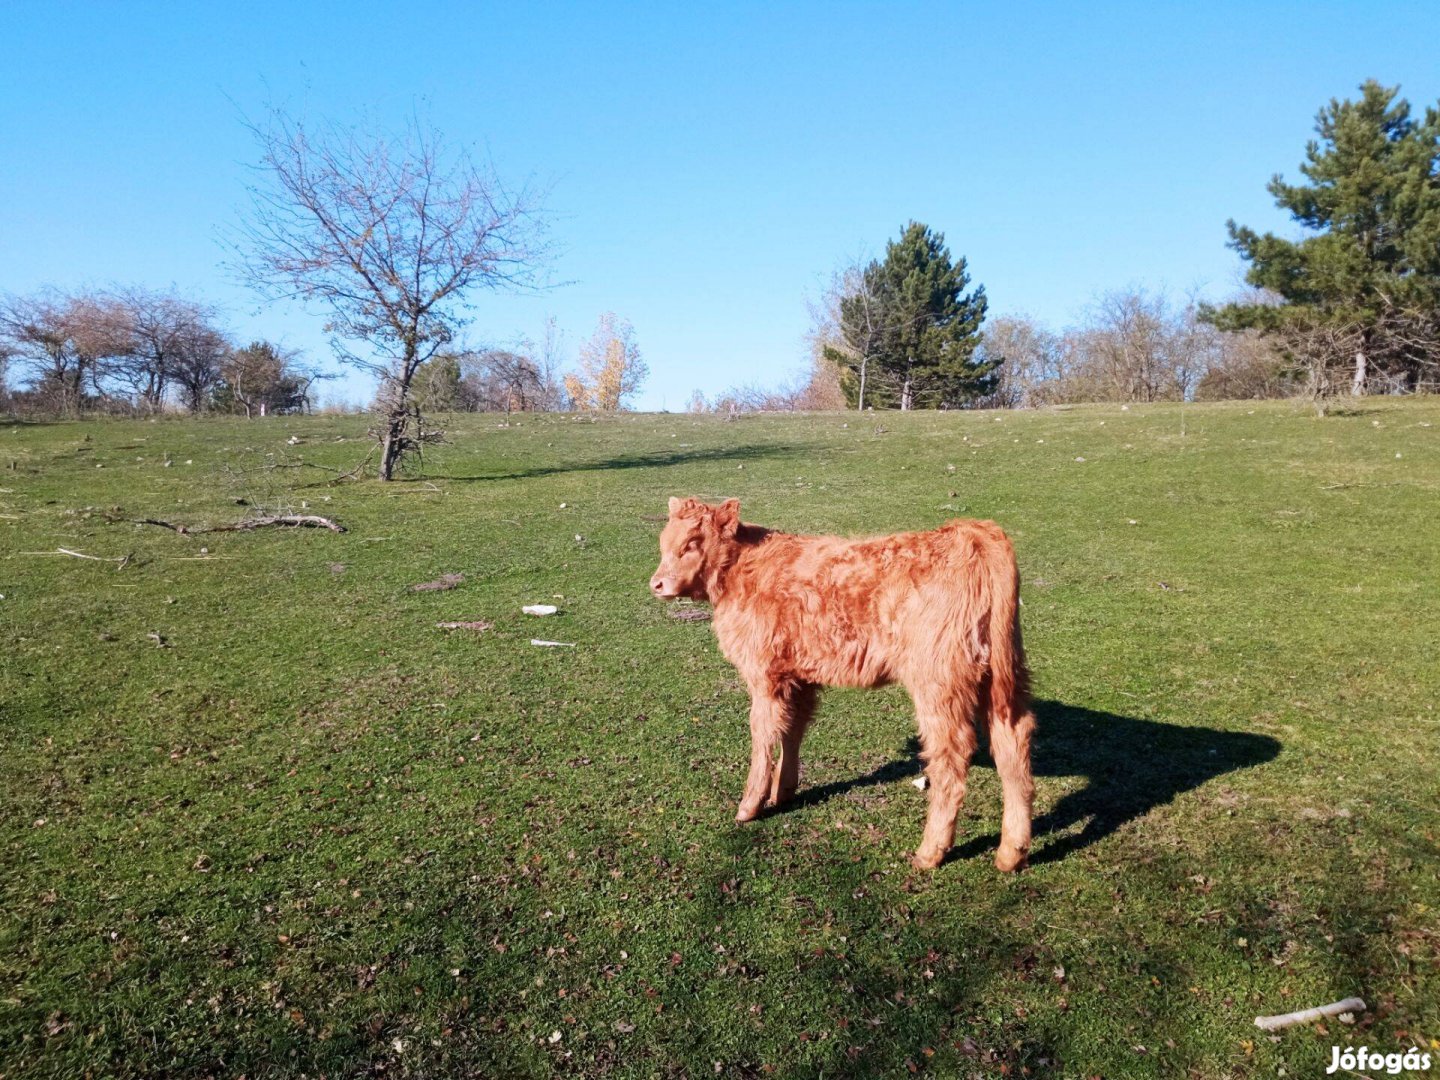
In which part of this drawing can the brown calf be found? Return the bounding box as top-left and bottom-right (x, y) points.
(650, 498), (1036, 871)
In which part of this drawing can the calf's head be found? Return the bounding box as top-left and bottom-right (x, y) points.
(650, 496), (740, 600)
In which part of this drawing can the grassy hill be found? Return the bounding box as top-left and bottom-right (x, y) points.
(2, 400), (1437, 1078)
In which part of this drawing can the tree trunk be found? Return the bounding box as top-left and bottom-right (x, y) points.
(1352, 350), (1367, 395)
(857, 358), (867, 412)
(377, 400), (411, 480)
(378, 416), (403, 481)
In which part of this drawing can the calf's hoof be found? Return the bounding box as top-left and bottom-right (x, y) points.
(994, 845), (1029, 873)
(766, 785), (797, 809)
(735, 803), (762, 823)
(910, 847), (946, 871)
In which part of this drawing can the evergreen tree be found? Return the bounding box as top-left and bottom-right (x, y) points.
(410, 354), (463, 413)
(828, 223), (994, 409)
(1207, 81), (1440, 396)
(212, 341), (306, 417)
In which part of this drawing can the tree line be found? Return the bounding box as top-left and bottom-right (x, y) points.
(407, 314), (648, 416)
(1, 111), (649, 481)
(703, 79), (1436, 416)
(0, 287), (324, 418)
(3, 79), (1435, 473)
(0, 281), (648, 425)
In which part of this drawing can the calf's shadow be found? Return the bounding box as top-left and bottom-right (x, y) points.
(784, 699), (1281, 865)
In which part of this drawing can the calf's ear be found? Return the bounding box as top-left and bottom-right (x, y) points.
(714, 498), (740, 537)
(668, 496), (682, 515)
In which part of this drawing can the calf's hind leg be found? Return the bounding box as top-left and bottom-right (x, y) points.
(908, 675), (982, 869)
(988, 702), (1036, 872)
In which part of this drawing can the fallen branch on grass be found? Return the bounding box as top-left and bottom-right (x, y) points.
(1254, 996), (1365, 1031)
(134, 514), (347, 535)
(229, 447), (377, 487)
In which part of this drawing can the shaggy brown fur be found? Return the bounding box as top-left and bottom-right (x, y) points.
(651, 497), (1036, 871)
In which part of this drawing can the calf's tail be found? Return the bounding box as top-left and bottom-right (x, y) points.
(986, 532), (1036, 871)
(986, 537), (1030, 721)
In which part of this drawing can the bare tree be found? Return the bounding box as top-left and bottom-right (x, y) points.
(709, 366), (850, 413)
(0, 290), (129, 416)
(454, 349), (540, 413)
(1073, 290), (1176, 403)
(1195, 327), (1294, 402)
(1037, 289), (1225, 405)
(1, 293), (77, 414)
(976, 315), (1066, 408)
(108, 287), (228, 412)
(811, 261), (886, 409)
(1271, 314), (1369, 416)
(233, 111), (547, 479)
(529, 317), (568, 411)
(467, 319), (568, 412)
(169, 322), (232, 412)
(975, 292), (1295, 408)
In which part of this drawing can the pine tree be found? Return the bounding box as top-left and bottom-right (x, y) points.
(1207, 81), (1440, 398)
(827, 223), (995, 409)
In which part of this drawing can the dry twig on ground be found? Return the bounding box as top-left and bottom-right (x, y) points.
(134, 514), (347, 535)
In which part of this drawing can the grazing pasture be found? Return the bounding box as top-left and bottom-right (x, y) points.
(2, 400), (1437, 1078)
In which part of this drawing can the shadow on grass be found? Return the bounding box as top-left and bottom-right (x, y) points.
(783, 699), (1281, 865)
(409, 442), (801, 483)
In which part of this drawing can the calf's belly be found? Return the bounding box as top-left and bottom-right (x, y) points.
(717, 623), (896, 690)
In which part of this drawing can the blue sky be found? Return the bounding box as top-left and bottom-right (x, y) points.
(3, 1), (1437, 409)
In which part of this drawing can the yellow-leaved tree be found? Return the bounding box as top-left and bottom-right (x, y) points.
(566, 313), (647, 410)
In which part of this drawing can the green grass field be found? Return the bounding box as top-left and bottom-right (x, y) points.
(2, 400), (1437, 1078)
